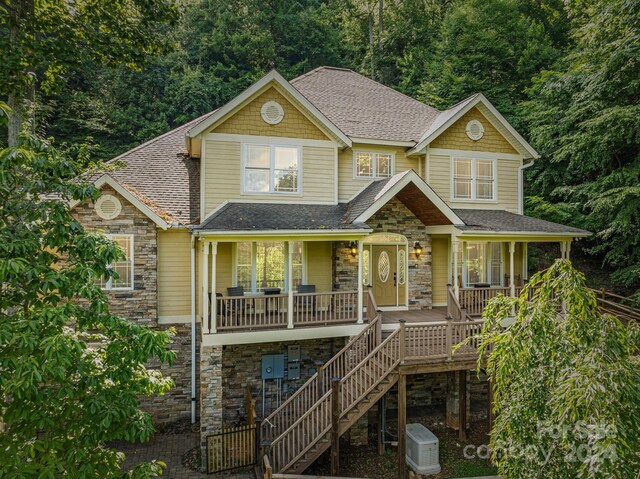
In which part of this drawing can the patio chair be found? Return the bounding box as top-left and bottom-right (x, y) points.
(296, 284), (316, 316)
(225, 286), (251, 322)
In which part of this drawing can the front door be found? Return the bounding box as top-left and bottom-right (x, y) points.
(372, 245), (397, 307)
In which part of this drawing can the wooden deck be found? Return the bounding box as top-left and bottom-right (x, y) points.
(381, 307), (448, 324)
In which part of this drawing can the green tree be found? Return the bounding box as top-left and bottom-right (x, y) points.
(524, 0), (640, 296)
(0, 103), (175, 478)
(472, 260), (640, 478)
(419, 0), (559, 123)
(1, 0), (179, 146)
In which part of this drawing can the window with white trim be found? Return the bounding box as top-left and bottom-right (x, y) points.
(464, 242), (503, 286)
(355, 152), (394, 178)
(101, 234), (134, 290)
(244, 144), (300, 194)
(235, 241), (304, 292)
(453, 158), (495, 200)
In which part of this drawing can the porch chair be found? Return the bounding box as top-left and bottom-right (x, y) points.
(296, 284), (316, 316)
(504, 274), (523, 287)
(225, 286), (252, 322)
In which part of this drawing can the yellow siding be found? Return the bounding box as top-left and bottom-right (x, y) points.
(338, 144), (421, 202)
(430, 107), (518, 154)
(306, 241), (332, 292)
(203, 140), (336, 214)
(427, 154), (521, 213)
(158, 230), (191, 321)
(216, 242), (233, 294)
(431, 236), (450, 306)
(213, 86), (329, 140)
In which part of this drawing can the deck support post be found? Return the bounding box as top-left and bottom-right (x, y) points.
(459, 371), (467, 442)
(331, 377), (341, 476)
(399, 319), (406, 363)
(287, 241), (294, 329)
(210, 241), (218, 334)
(377, 396), (386, 455)
(398, 372), (407, 479)
(202, 240), (210, 334)
(509, 241), (516, 298)
(357, 240), (363, 324)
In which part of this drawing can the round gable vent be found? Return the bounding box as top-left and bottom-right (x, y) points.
(466, 119), (485, 141)
(95, 194), (122, 220)
(261, 101), (284, 125)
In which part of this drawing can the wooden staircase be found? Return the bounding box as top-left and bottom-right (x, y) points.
(263, 289), (484, 474)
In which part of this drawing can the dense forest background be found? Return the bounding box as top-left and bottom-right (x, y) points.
(2, 0), (639, 297)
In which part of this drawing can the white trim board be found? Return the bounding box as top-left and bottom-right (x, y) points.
(428, 148), (522, 161)
(206, 132), (335, 148)
(70, 175), (169, 230)
(202, 324), (366, 346)
(187, 70), (352, 148)
(352, 170), (463, 225)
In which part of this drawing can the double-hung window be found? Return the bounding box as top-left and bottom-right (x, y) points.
(464, 242), (503, 286)
(244, 144), (300, 194)
(355, 152), (394, 179)
(235, 241), (303, 292)
(101, 234), (134, 290)
(453, 158), (495, 201)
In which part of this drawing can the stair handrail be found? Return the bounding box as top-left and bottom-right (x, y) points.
(448, 285), (471, 321)
(590, 288), (640, 323)
(339, 328), (401, 419)
(261, 291), (381, 442)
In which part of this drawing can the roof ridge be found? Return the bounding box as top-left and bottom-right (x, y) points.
(290, 65), (354, 83)
(292, 66), (440, 114)
(105, 110), (215, 165)
(443, 93), (480, 112)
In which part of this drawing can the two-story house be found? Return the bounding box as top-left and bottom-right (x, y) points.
(71, 67), (589, 473)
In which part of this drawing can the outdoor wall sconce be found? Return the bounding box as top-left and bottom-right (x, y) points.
(348, 241), (358, 257)
(413, 241), (423, 259)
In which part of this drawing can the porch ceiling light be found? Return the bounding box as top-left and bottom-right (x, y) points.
(413, 241), (423, 259)
(348, 242), (358, 257)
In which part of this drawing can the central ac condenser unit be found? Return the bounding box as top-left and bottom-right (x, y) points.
(406, 423), (441, 475)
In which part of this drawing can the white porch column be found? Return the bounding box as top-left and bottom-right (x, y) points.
(452, 236), (459, 300)
(566, 241), (571, 259)
(210, 241), (218, 334)
(287, 241), (294, 329)
(357, 239), (363, 324)
(560, 241), (566, 259)
(509, 241), (516, 298)
(523, 243), (529, 280)
(202, 240), (210, 334)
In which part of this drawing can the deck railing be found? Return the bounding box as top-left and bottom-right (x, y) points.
(458, 286), (523, 316)
(215, 290), (359, 332)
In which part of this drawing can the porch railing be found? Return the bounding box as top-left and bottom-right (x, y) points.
(215, 290), (360, 333)
(458, 286), (523, 316)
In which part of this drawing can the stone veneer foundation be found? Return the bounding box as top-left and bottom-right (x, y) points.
(74, 187), (198, 424)
(199, 337), (346, 454)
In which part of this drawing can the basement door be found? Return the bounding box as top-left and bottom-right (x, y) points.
(370, 243), (408, 308)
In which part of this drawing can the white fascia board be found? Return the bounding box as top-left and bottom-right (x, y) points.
(194, 228), (371, 237)
(350, 137), (417, 148)
(202, 323), (367, 346)
(353, 170), (463, 225)
(70, 175), (170, 230)
(186, 70), (352, 148)
(407, 94), (540, 159)
(457, 230), (591, 238)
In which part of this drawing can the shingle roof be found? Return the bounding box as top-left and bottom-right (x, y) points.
(100, 112), (214, 225)
(290, 67), (440, 142)
(453, 209), (591, 235)
(195, 203), (370, 232)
